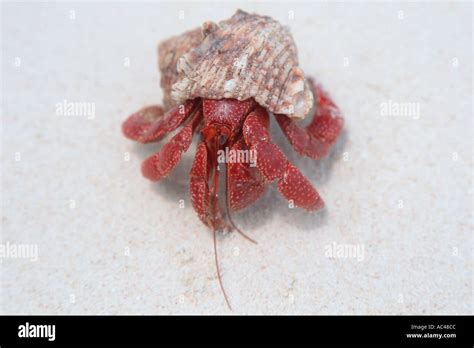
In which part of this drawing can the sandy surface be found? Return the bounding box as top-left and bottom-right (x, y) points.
(1, 1), (472, 314)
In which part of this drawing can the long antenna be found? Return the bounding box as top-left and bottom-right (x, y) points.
(213, 228), (232, 311)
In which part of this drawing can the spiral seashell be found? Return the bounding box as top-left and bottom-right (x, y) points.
(158, 9), (313, 119)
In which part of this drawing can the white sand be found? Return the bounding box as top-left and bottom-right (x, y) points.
(1, 1), (472, 314)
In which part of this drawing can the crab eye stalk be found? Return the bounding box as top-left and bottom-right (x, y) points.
(219, 127), (231, 145)
(219, 133), (228, 145)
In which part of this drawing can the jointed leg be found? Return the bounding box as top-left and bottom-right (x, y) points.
(243, 106), (324, 211)
(189, 142), (227, 231)
(274, 78), (343, 160)
(226, 138), (267, 211)
(141, 109), (202, 181)
(122, 100), (199, 143)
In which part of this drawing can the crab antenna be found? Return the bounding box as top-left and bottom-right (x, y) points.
(213, 228), (233, 311)
(224, 162), (258, 245)
(208, 138), (232, 311)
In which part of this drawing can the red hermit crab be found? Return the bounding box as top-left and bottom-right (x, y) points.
(122, 10), (343, 308)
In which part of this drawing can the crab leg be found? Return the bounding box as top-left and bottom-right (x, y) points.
(243, 106), (324, 211)
(189, 141), (227, 231)
(274, 79), (343, 160)
(190, 141), (233, 309)
(227, 137), (267, 211)
(141, 109), (202, 181)
(122, 100), (199, 143)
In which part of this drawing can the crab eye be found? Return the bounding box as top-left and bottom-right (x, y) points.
(219, 128), (230, 145)
(219, 134), (228, 145)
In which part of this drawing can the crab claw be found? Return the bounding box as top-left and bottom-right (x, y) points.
(274, 78), (343, 160)
(122, 100), (198, 143)
(243, 106), (324, 211)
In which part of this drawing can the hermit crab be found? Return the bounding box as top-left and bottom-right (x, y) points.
(122, 10), (343, 309)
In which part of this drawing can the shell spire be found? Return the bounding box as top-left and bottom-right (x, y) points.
(158, 10), (314, 119)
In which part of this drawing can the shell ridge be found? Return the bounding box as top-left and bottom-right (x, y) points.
(252, 31), (274, 104)
(259, 38), (292, 108)
(274, 63), (295, 114)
